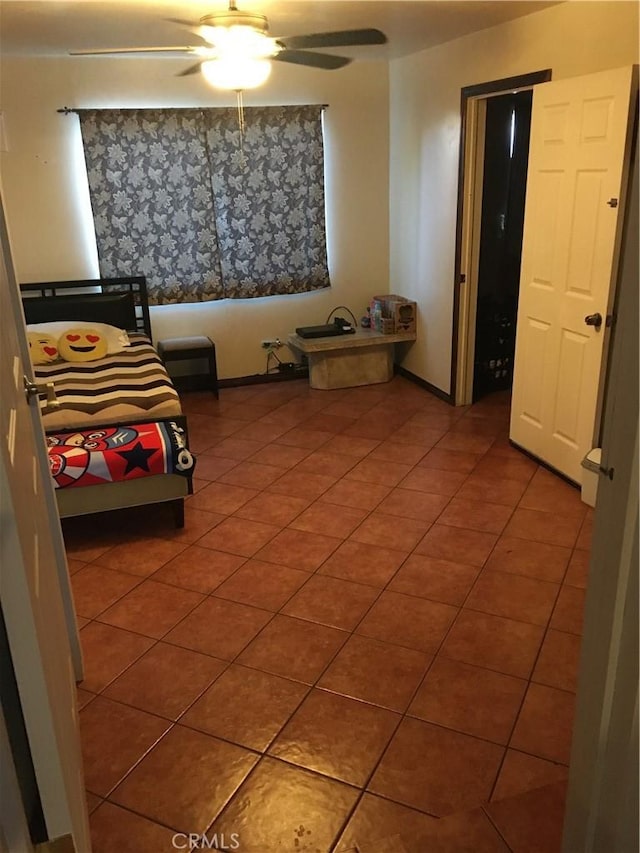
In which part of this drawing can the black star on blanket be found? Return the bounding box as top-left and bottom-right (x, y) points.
(117, 441), (157, 475)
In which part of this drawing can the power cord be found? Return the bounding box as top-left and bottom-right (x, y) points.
(326, 305), (358, 327)
(265, 348), (283, 375)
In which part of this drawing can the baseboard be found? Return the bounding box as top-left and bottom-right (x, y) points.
(181, 364), (451, 396)
(170, 375), (215, 393)
(217, 368), (309, 389)
(35, 836), (75, 853)
(394, 365), (454, 404)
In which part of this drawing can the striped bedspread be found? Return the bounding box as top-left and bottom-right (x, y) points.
(35, 334), (182, 431)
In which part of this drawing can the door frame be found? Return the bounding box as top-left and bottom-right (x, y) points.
(451, 69), (552, 406)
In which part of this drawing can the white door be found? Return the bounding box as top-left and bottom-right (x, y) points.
(0, 197), (91, 850)
(510, 65), (636, 483)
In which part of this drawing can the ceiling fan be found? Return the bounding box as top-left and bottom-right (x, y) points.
(70, 1), (387, 90)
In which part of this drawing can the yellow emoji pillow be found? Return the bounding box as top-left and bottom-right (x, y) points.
(58, 328), (108, 362)
(28, 331), (59, 365)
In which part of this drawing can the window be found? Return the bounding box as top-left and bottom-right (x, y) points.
(79, 106), (331, 304)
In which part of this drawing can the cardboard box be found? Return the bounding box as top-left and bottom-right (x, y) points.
(372, 294), (417, 334)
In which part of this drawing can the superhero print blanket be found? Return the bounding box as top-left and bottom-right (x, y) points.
(46, 421), (195, 489)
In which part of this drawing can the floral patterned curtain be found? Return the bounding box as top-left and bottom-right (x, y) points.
(79, 109), (223, 305)
(79, 105), (330, 305)
(204, 105), (330, 299)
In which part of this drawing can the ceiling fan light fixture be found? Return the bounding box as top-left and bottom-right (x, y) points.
(201, 56), (272, 90)
(199, 24), (276, 58)
(70, 1), (387, 89)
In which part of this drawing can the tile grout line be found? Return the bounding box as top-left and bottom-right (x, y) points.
(74, 384), (585, 847)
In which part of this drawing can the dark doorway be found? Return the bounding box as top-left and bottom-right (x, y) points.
(472, 90), (533, 402)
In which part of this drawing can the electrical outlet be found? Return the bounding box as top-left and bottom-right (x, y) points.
(261, 339), (282, 349)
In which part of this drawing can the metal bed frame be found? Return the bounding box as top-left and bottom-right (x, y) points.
(20, 276), (191, 527)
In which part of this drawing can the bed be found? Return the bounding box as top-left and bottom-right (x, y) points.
(20, 276), (194, 527)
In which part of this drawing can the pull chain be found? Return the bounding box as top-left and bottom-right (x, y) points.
(236, 90), (245, 149)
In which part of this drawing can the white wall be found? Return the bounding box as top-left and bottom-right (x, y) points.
(390, 0), (640, 395)
(0, 55), (389, 378)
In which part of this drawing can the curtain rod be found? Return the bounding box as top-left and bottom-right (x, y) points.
(58, 104), (329, 114)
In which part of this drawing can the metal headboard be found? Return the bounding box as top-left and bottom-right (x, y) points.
(20, 276), (152, 338)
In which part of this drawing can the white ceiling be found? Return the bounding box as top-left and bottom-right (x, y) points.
(1, 1), (560, 60)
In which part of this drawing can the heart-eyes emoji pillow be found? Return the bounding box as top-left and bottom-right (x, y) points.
(27, 332), (59, 365)
(58, 328), (108, 362)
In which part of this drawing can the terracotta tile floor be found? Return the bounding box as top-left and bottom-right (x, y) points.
(63, 378), (591, 852)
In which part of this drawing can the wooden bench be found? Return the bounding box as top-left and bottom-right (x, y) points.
(288, 328), (416, 390)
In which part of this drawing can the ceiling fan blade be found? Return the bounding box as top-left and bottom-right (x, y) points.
(69, 46), (197, 56)
(177, 62), (203, 77)
(274, 50), (351, 70)
(277, 28), (387, 51)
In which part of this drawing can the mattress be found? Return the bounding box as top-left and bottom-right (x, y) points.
(35, 334), (182, 431)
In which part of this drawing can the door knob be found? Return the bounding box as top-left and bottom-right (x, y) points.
(24, 376), (60, 407)
(584, 313), (603, 330)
